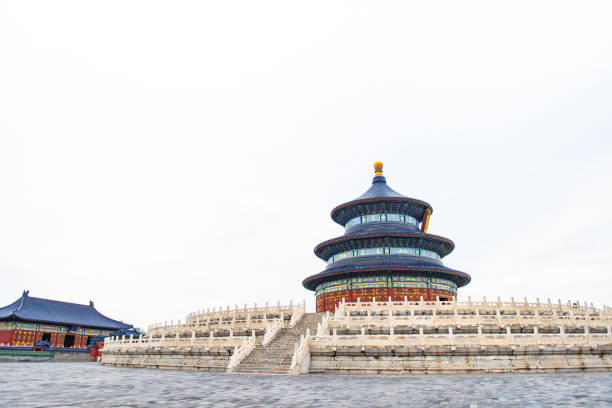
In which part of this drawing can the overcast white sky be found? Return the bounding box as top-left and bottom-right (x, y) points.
(1, 1), (611, 329)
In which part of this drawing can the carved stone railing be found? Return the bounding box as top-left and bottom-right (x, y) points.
(289, 300), (306, 328)
(316, 326), (612, 349)
(262, 318), (284, 347)
(340, 297), (610, 317)
(289, 328), (311, 375)
(316, 312), (330, 336)
(328, 312), (612, 330)
(334, 300), (346, 317)
(103, 331), (253, 352)
(149, 301), (301, 333)
(185, 301), (297, 325)
(149, 317), (276, 337)
(227, 332), (257, 373)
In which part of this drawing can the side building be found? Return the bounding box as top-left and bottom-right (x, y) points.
(0, 290), (133, 348)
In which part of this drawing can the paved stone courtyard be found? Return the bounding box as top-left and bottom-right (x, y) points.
(0, 363), (610, 407)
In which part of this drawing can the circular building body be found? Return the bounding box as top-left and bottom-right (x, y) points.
(303, 162), (471, 313)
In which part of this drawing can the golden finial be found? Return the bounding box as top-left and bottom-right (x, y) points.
(373, 161), (383, 176)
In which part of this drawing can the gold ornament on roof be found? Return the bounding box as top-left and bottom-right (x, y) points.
(374, 161), (383, 176)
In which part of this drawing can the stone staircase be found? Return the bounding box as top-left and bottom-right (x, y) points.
(232, 312), (324, 375)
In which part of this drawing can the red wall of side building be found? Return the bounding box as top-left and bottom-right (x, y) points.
(316, 287), (456, 313)
(1, 330), (89, 347)
(0, 330), (15, 345)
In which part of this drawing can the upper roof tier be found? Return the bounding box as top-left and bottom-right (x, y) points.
(331, 162), (433, 226)
(0, 291), (132, 330)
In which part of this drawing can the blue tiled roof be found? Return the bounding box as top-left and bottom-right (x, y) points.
(330, 175), (433, 226)
(0, 291), (132, 330)
(302, 256), (471, 290)
(356, 176), (406, 199)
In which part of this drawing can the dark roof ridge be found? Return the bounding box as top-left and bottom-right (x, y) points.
(25, 295), (95, 309)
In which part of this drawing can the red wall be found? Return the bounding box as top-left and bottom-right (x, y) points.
(316, 287), (455, 313)
(0, 330), (15, 345)
(1, 329), (89, 347)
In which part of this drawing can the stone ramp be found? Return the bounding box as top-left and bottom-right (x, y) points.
(232, 313), (323, 374)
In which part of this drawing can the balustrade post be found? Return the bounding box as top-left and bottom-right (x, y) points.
(361, 327), (366, 350)
(511, 297), (515, 308)
(534, 326), (539, 346)
(175, 332), (179, 347)
(448, 327), (454, 347)
(483, 296), (487, 308)
(419, 327), (424, 347)
(506, 326), (512, 346)
(560, 326), (566, 345)
(477, 326), (482, 346)
(191, 331), (195, 346)
(468, 296), (472, 307)
(585, 326), (591, 346)
(277, 301), (281, 313)
(333, 328), (337, 347)
(497, 296), (501, 308)
(585, 307), (590, 327)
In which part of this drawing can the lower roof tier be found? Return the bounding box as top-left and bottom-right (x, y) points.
(302, 255), (471, 291)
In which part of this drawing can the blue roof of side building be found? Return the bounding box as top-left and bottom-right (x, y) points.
(0, 291), (132, 330)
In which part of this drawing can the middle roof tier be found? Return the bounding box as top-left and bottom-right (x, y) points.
(314, 232), (455, 261)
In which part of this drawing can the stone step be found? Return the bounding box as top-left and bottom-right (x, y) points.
(232, 312), (325, 375)
(233, 370), (290, 375)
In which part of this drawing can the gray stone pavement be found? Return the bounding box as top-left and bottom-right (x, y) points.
(0, 362), (610, 407)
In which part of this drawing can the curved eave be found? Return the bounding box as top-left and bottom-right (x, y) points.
(302, 266), (471, 291)
(314, 232), (455, 260)
(331, 197), (433, 226)
(0, 314), (131, 330)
